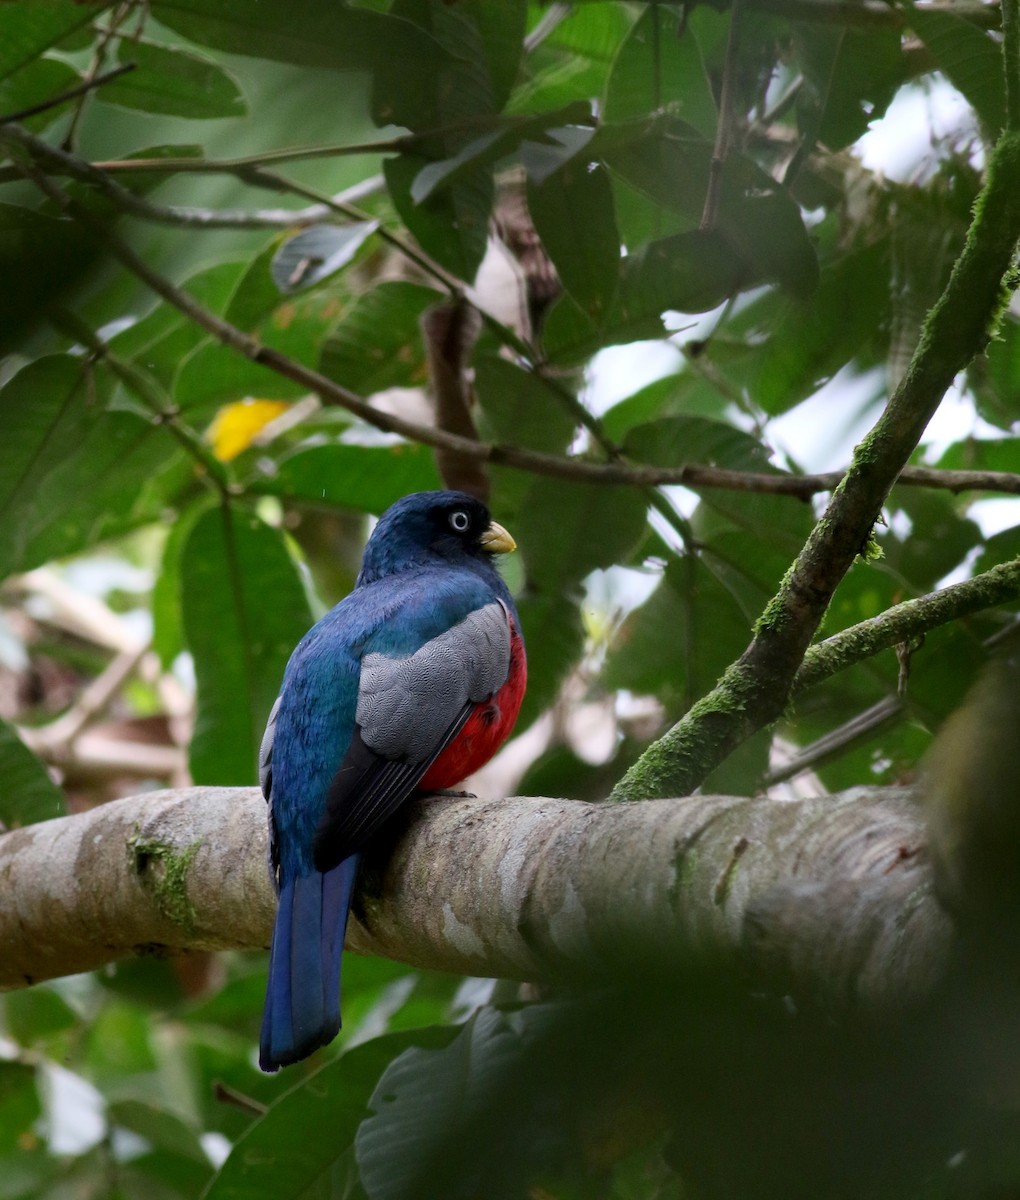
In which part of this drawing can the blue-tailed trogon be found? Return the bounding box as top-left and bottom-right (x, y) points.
(258, 491), (526, 1071)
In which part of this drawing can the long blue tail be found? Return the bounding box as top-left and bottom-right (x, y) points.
(259, 853), (361, 1072)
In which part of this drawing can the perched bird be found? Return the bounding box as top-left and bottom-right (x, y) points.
(258, 491), (526, 1071)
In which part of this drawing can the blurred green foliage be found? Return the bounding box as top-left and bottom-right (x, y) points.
(1, 1), (1019, 1196)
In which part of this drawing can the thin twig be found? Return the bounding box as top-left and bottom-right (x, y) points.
(62, 2), (133, 152)
(748, 0), (1000, 27)
(0, 63), (136, 126)
(9, 131), (1020, 502)
(701, 0), (743, 232)
(765, 696), (903, 786)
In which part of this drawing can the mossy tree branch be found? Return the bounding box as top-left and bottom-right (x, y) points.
(610, 68), (1020, 801)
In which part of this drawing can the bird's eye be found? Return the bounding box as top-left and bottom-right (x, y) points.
(449, 509), (470, 534)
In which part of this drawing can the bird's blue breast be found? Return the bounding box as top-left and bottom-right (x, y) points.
(269, 563), (515, 877)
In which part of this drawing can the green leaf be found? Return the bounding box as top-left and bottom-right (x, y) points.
(0, 56), (79, 131)
(319, 281), (440, 395)
(176, 288), (341, 418)
(539, 229), (745, 365)
(0, 1064), (40, 1155)
(0, 719), (65, 827)
(793, 27), (907, 151)
(600, 373), (729, 441)
(152, 501), (206, 671)
(409, 103), (593, 203)
(0, 0), (95, 82)
(107, 1099), (209, 1164)
(515, 591), (585, 730)
(249, 442), (442, 512)
(518, 478), (648, 592)
(385, 153), (493, 282)
(935, 435), (1020, 474)
(473, 355), (577, 452)
(270, 222), (378, 294)
(0, 203), (97, 356)
(100, 39), (246, 119)
(356, 1008), (526, 1200)
(623, 414), (773, 470)
(151, 0), (454, 130)
(527, 159), (619, 322)
(599, 116), (819, 298)
(180, 505), (312, 786)
(204, 1026), (454, 1200)
(911, 11), (1006, 136)
(0, 356), (183, 578)
(605, 558), (750, 713)
(751, 238), (890, 413)
(2, 985), (77, 1045)
(603, 3), (717, 137)
(970, 315), (1020, 428)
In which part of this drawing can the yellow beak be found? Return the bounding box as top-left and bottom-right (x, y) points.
(479, 520), (516, 554)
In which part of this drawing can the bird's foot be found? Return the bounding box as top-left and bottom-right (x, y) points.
(426, 788), (477, 799)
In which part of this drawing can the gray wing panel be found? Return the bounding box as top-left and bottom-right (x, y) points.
(356, 601), (510, 762)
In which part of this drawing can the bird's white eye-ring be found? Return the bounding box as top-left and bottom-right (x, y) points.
(449, 509), (470, 533)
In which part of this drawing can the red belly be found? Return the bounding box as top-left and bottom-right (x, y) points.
(419, 622), (527, 789)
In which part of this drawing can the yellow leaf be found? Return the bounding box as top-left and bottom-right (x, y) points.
(207, 399), (290, 462)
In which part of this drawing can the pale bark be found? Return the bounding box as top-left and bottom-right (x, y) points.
(0, 785), (952, 1006)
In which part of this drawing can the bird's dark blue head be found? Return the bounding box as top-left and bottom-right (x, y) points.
(357, 491), (516, 586)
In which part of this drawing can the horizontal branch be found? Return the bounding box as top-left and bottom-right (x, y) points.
(7, 124), (1020, 504)
(749, 0), (1000, 26)
(0, 785), (952, 1012)
(794, 554), (1020, 693)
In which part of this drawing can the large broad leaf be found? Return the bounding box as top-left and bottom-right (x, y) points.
(601, 373), (731, 441)
(180, 505), (312, 786)
(969, 315), (1020, 428)
(175, 287), (344, 419)
(517, 478), (648, 593)
(603, 2), (717, 137)
(540, 229), (745, 365)
(0, 0), (97, 82)
(605, 557), (751, 715)
(203, 1026), (454, 1200)
(385, 153), (493, 283)
(910, 11), (1006, 136)
(381, 2), (526, 278)
(100, 39), (245, 119)
(473, 354), (577, 453)
(248, 442), (443, 513)
(110, 261), (246, 390)
(0, 204), (98, 356)
(319, 281), (440, 395)
(751, 238), (891, 414)
(0, 57), (79, 131)
(0, 356), (183, 578)
(0, 719), (66, 828)
(527, 159), (619, 323)
(151, 0), (454, 130)
(356, 1008), (527, 1200)
(623, 414), (773, 471)
(793, 27), (907, 151)
(598, 116), (819, 299)
(510, 3), (638, 116)
(0, 1064), (41, 1156)
(514, 591), (585, 730)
